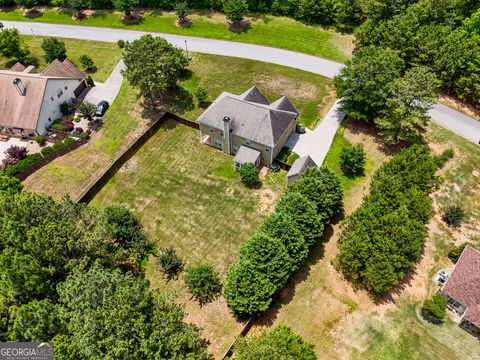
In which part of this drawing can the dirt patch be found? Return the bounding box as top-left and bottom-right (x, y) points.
(257, 75), (317, 100)
(118, 157), (138, 174)
(256, 188), (278, 215)
(429, 142), (449, 155)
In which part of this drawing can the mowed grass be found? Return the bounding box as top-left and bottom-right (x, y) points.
(0, 35), (122, 82)
(90, 119), (286, 356)
(0, 8), (353, 62)
(180, 53), (336, 129)
(346, 300), (480, 360)
(22, 81), (149, 198)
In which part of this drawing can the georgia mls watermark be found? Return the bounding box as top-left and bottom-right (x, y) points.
(0, 342), (53, 360)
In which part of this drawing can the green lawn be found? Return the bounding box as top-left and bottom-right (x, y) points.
(0, 8), (353, 62)
(0, 35), (122, 82)
(90, 119), (286, 357)
(180, 53), (335, 129)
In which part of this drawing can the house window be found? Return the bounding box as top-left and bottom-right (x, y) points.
(209, 127), (214, 132)
(51, 97), (54, 101)
(48, 117), (52, 122)
(220, 130), (224, 136)
(232, 146), (238, 153)
(64, 85), (68, 90)
(245, 140), (251, 145)
(235, 162), (241, 169)
(265, 146), (270, 152)
(57, 89), (63, 98)
(214, 139), (222, 146)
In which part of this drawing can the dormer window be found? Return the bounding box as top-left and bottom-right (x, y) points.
(57, 89), (63, 98)
(13, 78), (26, 96)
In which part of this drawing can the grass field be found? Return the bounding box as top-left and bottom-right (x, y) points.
(0, 8), (353, 62)
(90, 119), (286, 356)
(182, 53), (335, 128)
(0, 35), (122, 82)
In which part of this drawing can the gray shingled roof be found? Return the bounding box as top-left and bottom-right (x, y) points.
(240, 86), (269, 105)
(287, 155), (317, 177)
(270, 96), (299, 115)
(198, 88), (298, 147)
(233, 146), (261, 165)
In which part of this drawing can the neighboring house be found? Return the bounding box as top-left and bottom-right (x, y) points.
(286, 155), (317, 186)
(198, 86), (298, 168)
(440, 245), (480, 335)
(0, 60), (87, 136)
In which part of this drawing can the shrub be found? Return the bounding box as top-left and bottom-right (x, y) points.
(40, 146), (54, 157)
(76, 102), (96, 120)
(233, 325), (316, 360)
(157, 247), (183, 278)
(340, 144), (366, 177)
(34, 135), (46, 146)
(41, 37), (67, 63)
(50, 124), (67, 131)
(52, 141), (66, 151)
(59, 101), (72, 115)
(184, 263), (222, 305)
(433, 148), (455, 169)
(60, 120), (75, 131)
(448, 243), (475, 263)
(422, 294), (447, 323)
(239, 163), (259, 188)
(194, 87), (208, 104)
(4, 153), (42, 177)
(78, 54), (95, 71)
(0, 175), (22, 194)
(117, 39), (125, 49)
(442, 205), (465, 228)
(276, 146), (290, 163)
(63, 137), (76, 146)
(75, 127), (84, 133)
(86, 75), (95, 87)
(175, 0), (189, 23)
(4, 145), (28, 162)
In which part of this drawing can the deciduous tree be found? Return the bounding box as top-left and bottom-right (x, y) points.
(41, 37), (67, 63)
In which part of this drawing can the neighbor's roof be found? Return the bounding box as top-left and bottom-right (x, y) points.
(41, 59), (85, 79)
(0, 60), (84, 131)
(442, 246), (480, 327)
(198, 86), (298, 147)
(233, 145), (261, 165)
(287, 155), (317, 177)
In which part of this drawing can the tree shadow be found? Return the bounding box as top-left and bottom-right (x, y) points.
(24, 8), (42, 18)
(343, 118), (407, 157)
(121, 13), (144, 25)
(228, 20), (251, 34)
(163, 86), (195, 115)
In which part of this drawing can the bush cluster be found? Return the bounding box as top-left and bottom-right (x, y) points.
(239, 163), (259, 188)
(4, 153), (42, 177)
(184, 263), (222, 305)
(422, 294), (447, 324)
(157, 247), (183, 278)
(336, 145), (439, 295)
(50, 124), (68, 131)
(224, 167), (343, 316)
(442, 205), (465, 228)
(340, 144), (366, 177)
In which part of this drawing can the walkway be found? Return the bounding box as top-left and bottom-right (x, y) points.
(82, 59), (125, 105)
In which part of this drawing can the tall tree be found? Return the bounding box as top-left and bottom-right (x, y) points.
(375, 66), (440, 143)
(0, 28), (30, 61)
(223, 0), (248, 25)
(122, 34), (188, 109)
(41, 38), (67, 63)
(113, 0), (139, 17)
(334, 46), (405, 121)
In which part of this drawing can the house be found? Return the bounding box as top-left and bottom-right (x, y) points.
(440, 245), (480, 335)
(198, 86), (298, 168)
(286, 155), (317, 186)
(0, 60), (87, 136)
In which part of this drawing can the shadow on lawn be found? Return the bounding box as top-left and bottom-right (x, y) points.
(255, 210), (345, 326)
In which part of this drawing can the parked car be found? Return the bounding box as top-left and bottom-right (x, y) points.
(437, 269), (448, 285)
(95, 100), (109, 117)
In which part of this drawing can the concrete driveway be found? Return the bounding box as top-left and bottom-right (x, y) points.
(82, 59), (125, 105)
(287, 100), (345, 165)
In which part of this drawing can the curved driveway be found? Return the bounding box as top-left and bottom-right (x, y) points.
(3, 20), (479, 150)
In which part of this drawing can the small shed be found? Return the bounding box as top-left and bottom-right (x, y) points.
(233, 145), (261, 170)
(287, 155), (317, 186)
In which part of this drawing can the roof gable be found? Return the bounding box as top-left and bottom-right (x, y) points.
(442, 246), (480, 327)
(41, 59), (85, 79)
(240, 86), (269, 105)
(287, 155), (317, 177)
(271, 96), (299, 115)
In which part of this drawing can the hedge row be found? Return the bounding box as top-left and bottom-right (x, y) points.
(224, 167), (343, 316)
(335, 145), (443, 296)
(3, 138), (77, 177)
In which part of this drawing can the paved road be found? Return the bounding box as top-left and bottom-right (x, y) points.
(2, 21), (343, 79)
(3, 20), (478, 160)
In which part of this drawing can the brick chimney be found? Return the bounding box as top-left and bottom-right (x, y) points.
(223, 116), (231, 154)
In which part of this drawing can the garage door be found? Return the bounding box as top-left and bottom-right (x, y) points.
(74, 81), (87, 97)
